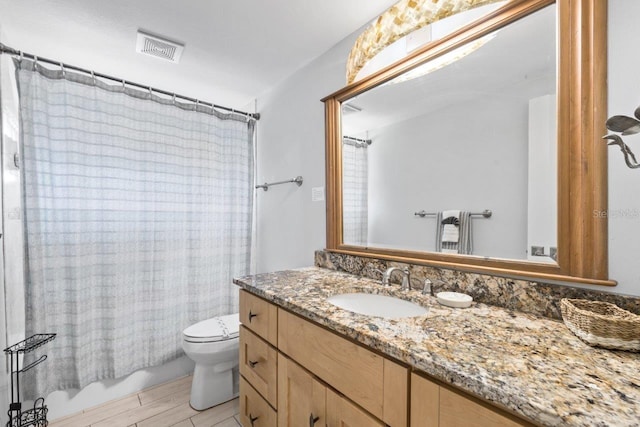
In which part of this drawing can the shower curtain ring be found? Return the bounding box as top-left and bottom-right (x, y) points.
(122, 79), (126, 89)
(148, 86), (153, 97)
(60, 62), (65, 77)
(19, 51), (24, 63)
(90, 70), (96, 84)
(172, 94), (176, 104)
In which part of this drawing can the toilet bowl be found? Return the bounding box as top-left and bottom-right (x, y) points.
(182, 313), (240, 410)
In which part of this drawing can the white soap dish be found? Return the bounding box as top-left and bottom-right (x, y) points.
(436, 292), (473, 308)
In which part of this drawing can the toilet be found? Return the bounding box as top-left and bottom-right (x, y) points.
(182, 313), (240, 410)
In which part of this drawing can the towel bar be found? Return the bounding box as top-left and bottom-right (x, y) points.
(255, 176), (303, 191)
(414, 209), (492, 218)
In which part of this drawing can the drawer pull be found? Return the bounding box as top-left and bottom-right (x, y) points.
(248, 310), (258, 323)
(309, 414), (320, 426)
(249, 413), (259, 426)
(249, 360), (259, 368)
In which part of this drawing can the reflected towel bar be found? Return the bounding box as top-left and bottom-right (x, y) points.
(414, 209), (492, 218)
(256, 176), (303, 191)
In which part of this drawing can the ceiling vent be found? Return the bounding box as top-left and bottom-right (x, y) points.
(342, 103), (362, 114)
(136, 31), (184, 63)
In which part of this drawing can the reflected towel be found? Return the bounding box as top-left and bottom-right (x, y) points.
(436, 210), (473, 254)
(442, 224), (459, 243)
(441, 210), (460, 243)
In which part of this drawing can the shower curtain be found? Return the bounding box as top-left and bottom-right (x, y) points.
(342, 139), (368, 245)
(16, 59), (255, 397)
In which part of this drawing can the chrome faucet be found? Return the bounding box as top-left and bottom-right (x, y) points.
(382, 267), (411, 291)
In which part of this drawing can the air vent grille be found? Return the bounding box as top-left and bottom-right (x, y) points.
(342, 103), (362, 114)
(136, 31), (184, 63)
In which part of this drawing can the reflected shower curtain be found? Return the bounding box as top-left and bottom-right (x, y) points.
(342, 139), (368, 245)
(17, 59), (254, 397)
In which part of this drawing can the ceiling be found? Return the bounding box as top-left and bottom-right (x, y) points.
(0, 0), (398, 110)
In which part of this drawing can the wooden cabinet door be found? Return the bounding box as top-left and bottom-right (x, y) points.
(411, 372), (533, 427)
(239, 376), (277, 427)
(278, 353), (326, 427)
(439, 387), (531, 427)
(326, 388), (384, 427)
(410, 373), (440, 427)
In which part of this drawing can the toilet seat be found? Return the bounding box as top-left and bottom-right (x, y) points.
(183, 313), (239, 343)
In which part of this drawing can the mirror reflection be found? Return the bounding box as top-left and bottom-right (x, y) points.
(341, 4), (557, 263)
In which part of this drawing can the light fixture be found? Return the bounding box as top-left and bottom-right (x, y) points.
(346, 0), (506, 84)
(385, 31), (497, 85)
(603, 106), (640, 169)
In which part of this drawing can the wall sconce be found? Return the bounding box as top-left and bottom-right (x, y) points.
(346, 0), (506, 84)
(604, 107), (640, 169)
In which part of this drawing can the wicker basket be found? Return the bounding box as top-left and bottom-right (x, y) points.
(560, 298), (640, 352)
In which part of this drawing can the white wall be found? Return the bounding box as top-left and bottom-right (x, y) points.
(607, 0), (640, 296)
(254, 34), (364, 273)
(365, 94), (530, 259)
(256, 0), (640, 297)
(527, 94), (557, 262)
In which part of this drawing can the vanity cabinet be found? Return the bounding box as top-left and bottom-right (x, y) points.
(239, 290), (536, 427)
(238, 290), (408, 427)
(410, 373), (534, 427)
(278, 308), (408, 426)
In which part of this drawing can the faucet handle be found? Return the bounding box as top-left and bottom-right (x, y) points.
(402, 267), (411, 290)
(422, 279), (432, 295)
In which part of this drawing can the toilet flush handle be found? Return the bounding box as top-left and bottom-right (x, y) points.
(248, 310), (258, 323)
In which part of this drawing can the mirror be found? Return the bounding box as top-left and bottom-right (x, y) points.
(341, 4), (557, 263)
(323, 0), (614, 285)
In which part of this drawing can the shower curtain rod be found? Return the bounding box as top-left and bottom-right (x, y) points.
(0, 43), (260, 121)
(343, 135), (372, 145)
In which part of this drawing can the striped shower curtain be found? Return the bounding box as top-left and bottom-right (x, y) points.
(16, 59), (254, 397)
(342, 139), (368, 245)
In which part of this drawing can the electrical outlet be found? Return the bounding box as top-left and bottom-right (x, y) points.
(312, 187), (325, 202)
(530, 246), (545, 256)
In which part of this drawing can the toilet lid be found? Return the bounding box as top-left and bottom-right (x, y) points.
(183, 313), (239, 342)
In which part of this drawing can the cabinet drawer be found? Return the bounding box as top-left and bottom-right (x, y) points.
(239, 290), (278, 346)
(240, 326), (278, 408)
(278, 309), (407, 426)
(239, 376), (277, 427)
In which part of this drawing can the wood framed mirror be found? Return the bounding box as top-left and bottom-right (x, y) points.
(322, 0), (615, 286)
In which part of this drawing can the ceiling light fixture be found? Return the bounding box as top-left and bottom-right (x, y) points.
(346, 0), (506, 84)
(385, 31), (497, 85)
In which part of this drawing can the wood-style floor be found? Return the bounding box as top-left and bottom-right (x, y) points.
(49, 375), (240, 427)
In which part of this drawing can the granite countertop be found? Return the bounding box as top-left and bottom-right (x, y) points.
(234, 267), (640, 427)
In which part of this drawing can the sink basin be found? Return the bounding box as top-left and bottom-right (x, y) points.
(327, 293), (428, 319)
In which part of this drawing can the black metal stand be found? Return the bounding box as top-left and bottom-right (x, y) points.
(4, 334), (56, 427)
